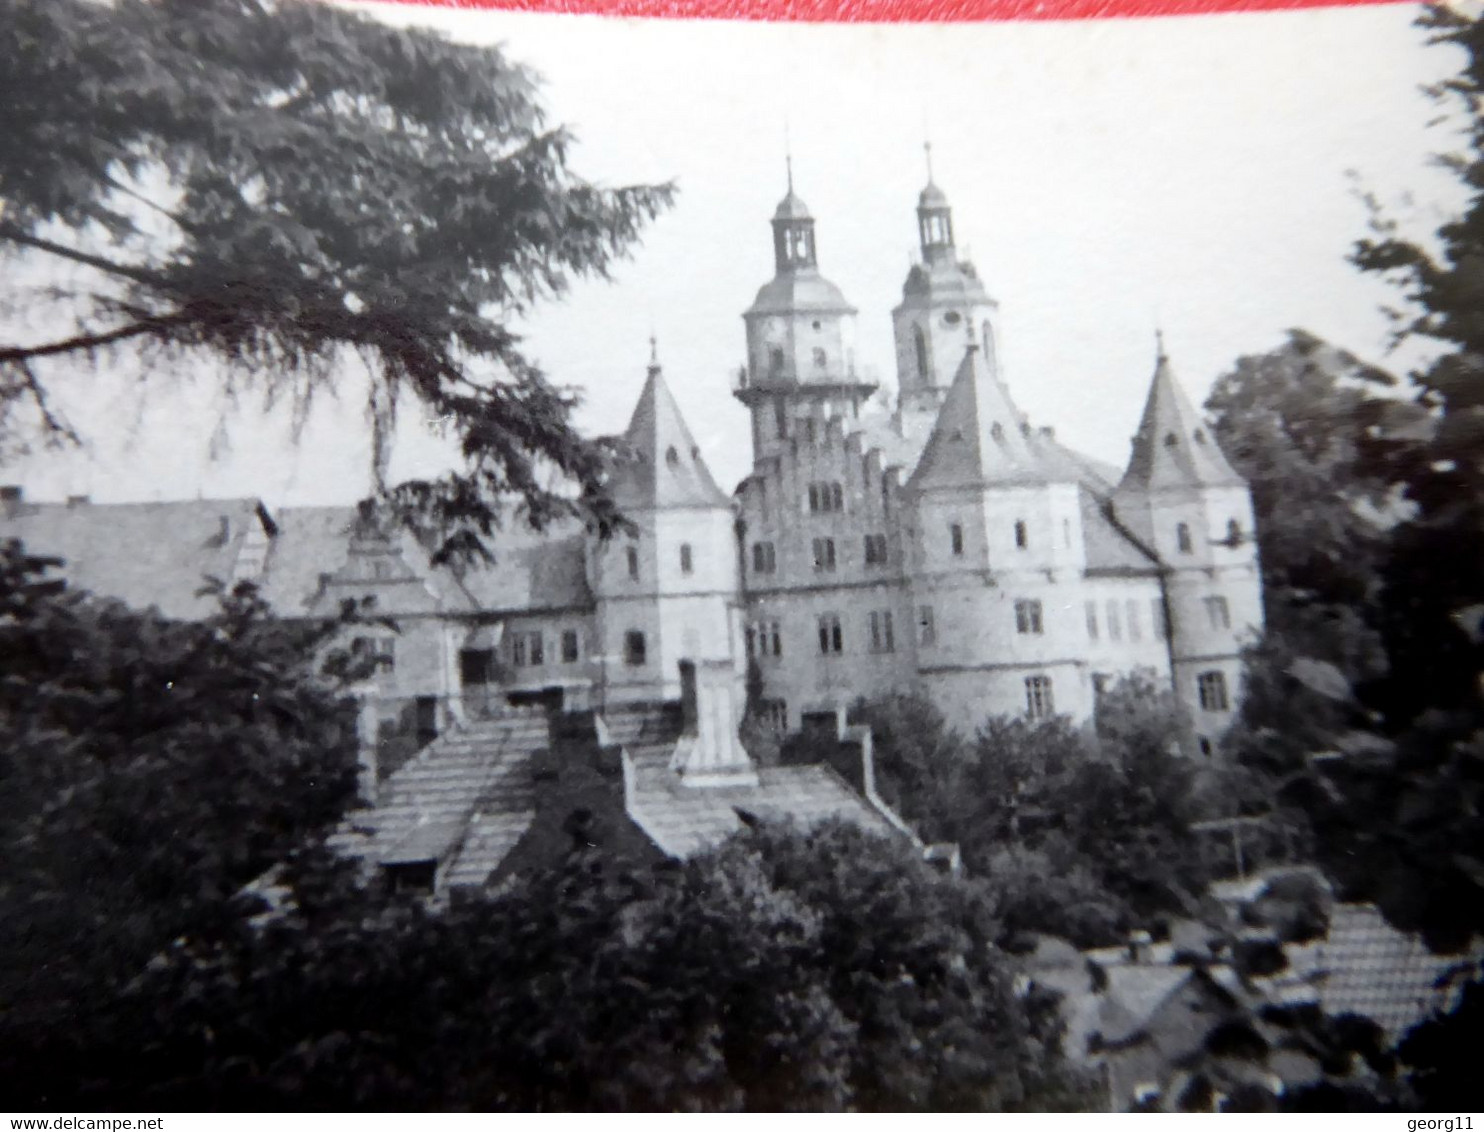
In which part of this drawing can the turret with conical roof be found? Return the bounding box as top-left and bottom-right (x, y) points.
(1110, 336), (1264, 753)
(609, 342), (731, 512)
(592, 343), (743, 705)
(737, 162), (875, 462)
(892, 153), (1002, 432)
(1117, 334), (1244, 495)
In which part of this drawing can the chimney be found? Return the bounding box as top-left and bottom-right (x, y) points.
(1127, 929), (1154, 964)
(0, 485), (21, 518)
(672, 659), (757, 787)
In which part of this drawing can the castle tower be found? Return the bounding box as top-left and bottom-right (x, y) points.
(735, 165), (876, 461)
(1110, 338), (1263, 752)
(592, 345), (743, 704)
(892, 156), (1002, 441)
(905, 343), (1092, 727)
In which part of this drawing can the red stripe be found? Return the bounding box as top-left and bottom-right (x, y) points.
(384, 0), (1399, 21)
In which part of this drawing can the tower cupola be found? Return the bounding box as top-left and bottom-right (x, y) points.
(771, 160), (818, 272)
(917, 145), (955, 266)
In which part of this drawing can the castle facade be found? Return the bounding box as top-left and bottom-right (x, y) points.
(1, 171), (1264, 756)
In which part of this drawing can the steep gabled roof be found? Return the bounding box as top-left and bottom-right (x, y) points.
(908, 345), (1073, 492)
(608, 359), (731, 511)
(1118, 348), (1244, 493)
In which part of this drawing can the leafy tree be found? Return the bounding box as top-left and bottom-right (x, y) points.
(0, 539), (361, 1042)
(5, 821), (1093, 1111)
(1204, 329), (1408, 678)
(834, 678), (1211, 949)
(0, 0), (673, 558)
(1351, 5), (1484, 721)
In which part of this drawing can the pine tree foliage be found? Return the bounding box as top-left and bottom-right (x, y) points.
(0, 0), (674, 559)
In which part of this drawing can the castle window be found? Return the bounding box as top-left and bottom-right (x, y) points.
(679, 543), (693, 575)
(758, 698), (789, 732)
(1197, 670), (1230, 712)
(769, 346), (785, 377)
(1014, 519), (1028, 549)
(1025, 675), (1055, 720)
(809, 481), (843, 514)
(1176, 523), (1193, 554)
(354, 636), (396, 674)
(623, 630), (647, 667)
(512, 631), (544, 668)
(817, 614), (843, 656)
(626, 545), (640, 581)
(665, 445), (680, 467)
(1014, 599), (1044, 636)
(748, 619), (782, 659)
(773, 399), (786, 439)
(1106, 599), (1123, 642)
(918, 605), (936, 647)
(805, 418), (817, 443)
(869, 610), (896, 654)
(864, 533), (888, 567)
(1198, 736), (1214, 757)
(561, 629), (581, 664)
(914, 325), (929, 382)
(1085, 601), (1099, 641)
(1225, 518), (1242, 546)
(813, 347), (828, 370)
(812, 537), (837, 573)
(1204, 595), (1231, 630)
(1152, 599), (1169, 640)
(1164, 432), (1180, 448)
(950, 522), (964, 557)
(990, 422), (1004, 441)
(983, 320), (995, 358)
(751, 541), (776, 574)
(1126, 599), (1142, 642)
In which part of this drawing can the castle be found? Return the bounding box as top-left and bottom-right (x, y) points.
(0, 169), (1263, 760)
(725, 170), (1263, 750)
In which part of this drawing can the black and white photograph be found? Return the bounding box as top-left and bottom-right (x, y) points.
(1, 0), (1482, 1113)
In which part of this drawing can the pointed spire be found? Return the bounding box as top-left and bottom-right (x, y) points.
(785, 121), (794, 192)
(1118, 340), (1244, 493)
(908, 344), (1065, 492)
(609, 351), (730, 511)
(648, 330), (660, 374)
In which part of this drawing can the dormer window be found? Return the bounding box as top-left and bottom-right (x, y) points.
(1194, 429), (1208, 445)
(1164, 432), (1179, 448)
(1225, 519), (1242, 545)
(665, 445), (680, 467)
(990, 422), (1004, 441)
(1176, 523), (1193, 555)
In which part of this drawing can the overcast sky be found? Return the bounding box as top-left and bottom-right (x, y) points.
(7, 1), (1465, 505)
